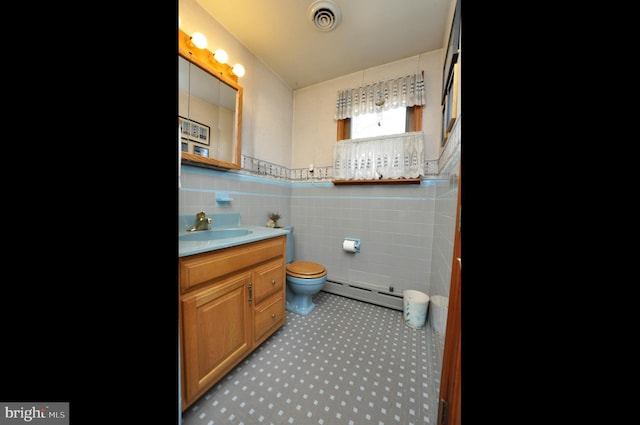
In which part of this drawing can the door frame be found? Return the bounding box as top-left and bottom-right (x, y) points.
(437, 168), (461, 425)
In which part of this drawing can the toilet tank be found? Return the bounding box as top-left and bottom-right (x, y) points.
(283, 226), (294, 264)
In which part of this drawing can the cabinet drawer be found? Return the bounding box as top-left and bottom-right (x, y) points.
(180, 236), (285, 293)
(254, 295), (284, 343)
(252, 260), (285, 305)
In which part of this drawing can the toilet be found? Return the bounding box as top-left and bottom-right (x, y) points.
(283, 226), (327, 315)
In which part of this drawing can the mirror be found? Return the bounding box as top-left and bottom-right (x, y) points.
(178, 29), (243, 170)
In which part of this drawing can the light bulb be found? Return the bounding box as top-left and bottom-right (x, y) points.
(190, 32), (207, 49)
(232, 63), (245, 77)
(213, 49), (228, 64)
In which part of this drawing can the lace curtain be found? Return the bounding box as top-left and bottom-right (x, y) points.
(335, 73), (425, 120)
(333, 132), (424, 180)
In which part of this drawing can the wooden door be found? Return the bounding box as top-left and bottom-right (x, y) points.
(438, 168), (461, 425)
(181, 272), (252, 406)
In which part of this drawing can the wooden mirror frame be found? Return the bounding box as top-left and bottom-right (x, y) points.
(178, 29), (243, 170)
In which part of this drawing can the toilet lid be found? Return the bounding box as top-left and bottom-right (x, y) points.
(287, 261), (327, 279)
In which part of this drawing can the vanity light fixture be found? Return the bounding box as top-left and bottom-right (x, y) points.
(212, 50), (244, 77)
(182, 28), (246, 78)
(190, 32), (207, 49)
(232, 64), (245, 77)
(213, 49), (228, 64)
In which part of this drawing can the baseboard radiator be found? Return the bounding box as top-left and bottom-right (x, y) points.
(321, 279), (404, 311)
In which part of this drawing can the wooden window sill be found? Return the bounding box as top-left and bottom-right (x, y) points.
(331, 178), (421, 185)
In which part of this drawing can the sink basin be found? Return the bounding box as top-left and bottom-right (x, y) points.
(179, 228), (252, 241)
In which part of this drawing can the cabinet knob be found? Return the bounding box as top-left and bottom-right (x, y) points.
(271, 313), (276, 319)
(271, 279), (276, 286)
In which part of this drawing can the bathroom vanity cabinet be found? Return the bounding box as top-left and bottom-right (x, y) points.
(179, 235), (286, 411)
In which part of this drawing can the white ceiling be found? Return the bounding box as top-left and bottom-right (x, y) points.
(195, 0), (453, 90)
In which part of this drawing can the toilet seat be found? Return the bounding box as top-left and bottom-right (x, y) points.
(286, 261), (327, 279)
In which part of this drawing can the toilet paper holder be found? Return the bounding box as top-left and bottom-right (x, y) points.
(343, 238), (361, 253)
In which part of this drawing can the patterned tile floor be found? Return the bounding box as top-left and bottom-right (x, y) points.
(182, 291), (439, 425)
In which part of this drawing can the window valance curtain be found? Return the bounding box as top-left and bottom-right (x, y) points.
(333, 131), (424, 180)
(335, 73), (425, 120)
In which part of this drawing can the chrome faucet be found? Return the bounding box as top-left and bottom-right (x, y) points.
(188, 210), (213, 231)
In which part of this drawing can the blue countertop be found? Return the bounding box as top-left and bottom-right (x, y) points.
(178, 225), (289, 257)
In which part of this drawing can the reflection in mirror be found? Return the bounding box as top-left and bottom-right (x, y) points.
(178, 29), (243, 170)
(178, 57), (237, 161)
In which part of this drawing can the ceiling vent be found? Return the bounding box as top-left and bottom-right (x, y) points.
(307, 0), (342, 32)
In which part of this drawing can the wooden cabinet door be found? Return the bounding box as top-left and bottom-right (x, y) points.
(181, 272), (252, 404)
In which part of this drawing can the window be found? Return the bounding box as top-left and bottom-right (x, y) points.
(440, 0), (461, 146)
(351, 107), (407, 139)
(335, 73), (425, 142)
(337, 105), (422, 141)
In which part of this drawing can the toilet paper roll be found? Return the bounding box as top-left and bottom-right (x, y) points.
(343, 240), (358, 252)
